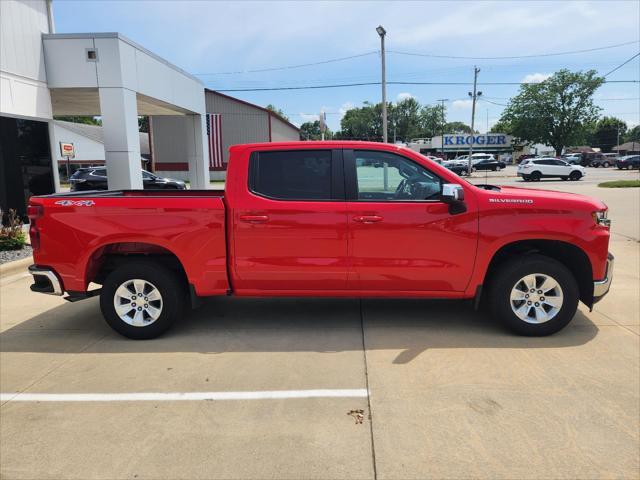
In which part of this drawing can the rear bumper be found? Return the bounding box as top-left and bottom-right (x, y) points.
(28, 265), (63, 296)
(593, 253), (614, 303)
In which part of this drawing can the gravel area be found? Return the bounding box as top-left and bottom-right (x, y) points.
(0, 245), (33, 265)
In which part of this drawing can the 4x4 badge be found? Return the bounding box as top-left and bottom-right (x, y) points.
(55, 200), (95, 207)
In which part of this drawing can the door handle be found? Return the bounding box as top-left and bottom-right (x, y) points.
(353, 215), (383, 223)
(239, 214), (269, 223)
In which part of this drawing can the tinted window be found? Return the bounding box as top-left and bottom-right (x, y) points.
(354, 151), (441, 201)
(142, 171), (154, 180)
(91, 168), (107, 176)
(250, 150), (333, 200)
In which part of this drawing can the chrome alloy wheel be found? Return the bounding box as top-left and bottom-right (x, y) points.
(510, 273), (564, 324)
(113, 279), (163, 327)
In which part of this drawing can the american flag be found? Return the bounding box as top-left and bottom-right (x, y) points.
(206, 113), (224, 170)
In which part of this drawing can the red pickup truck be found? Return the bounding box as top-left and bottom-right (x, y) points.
(27, 141), (613, 339)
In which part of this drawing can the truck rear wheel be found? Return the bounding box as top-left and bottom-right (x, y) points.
(100, 261), (185, 339)
(488, 255), (579, 336)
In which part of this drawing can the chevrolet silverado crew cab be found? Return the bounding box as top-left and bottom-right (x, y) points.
(27, 141), (614, 339)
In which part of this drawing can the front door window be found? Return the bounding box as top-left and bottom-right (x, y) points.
(353, 151), (441, 201)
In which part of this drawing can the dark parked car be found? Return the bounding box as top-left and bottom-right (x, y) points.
(616, 155), (640, 170)
(591, 153), (617, 168)
(445, 163), (472, 176)
(69, 168), (186, 191)
(473, 159), (506, 171)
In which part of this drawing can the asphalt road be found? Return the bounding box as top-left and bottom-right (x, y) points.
(1, 170), (638, 479)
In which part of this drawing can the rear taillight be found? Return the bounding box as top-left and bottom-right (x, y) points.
(27, 204), (43, 250)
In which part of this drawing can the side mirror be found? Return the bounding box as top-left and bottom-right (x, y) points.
(441, 183), (466, 215)
(441, 183), (465, 202)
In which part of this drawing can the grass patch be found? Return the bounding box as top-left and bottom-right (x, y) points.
(598, 180), (640, 188)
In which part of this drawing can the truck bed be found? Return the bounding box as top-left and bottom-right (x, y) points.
(29, 189), (229, 296)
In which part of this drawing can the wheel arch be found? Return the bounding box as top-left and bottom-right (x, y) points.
(483, 239), (594, 308)
(85, 242), (189, 289)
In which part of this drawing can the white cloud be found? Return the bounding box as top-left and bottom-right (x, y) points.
(452, 99), (473, 110)
(339, 101), (355, 118)
(397, 92), (415, 101)
(522, 73), (552, 84)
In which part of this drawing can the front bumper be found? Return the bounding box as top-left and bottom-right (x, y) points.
(29, 265), (63, 296)
(593, 253), (614, 303)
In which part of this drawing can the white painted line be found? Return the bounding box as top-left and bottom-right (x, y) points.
(0, 389), (369, 403)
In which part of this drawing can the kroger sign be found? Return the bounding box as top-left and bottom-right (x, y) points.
(441, 134), (510, 148)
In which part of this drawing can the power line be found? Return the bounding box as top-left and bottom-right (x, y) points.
(480, 98), (509, 107)
(194, 51), (378, 76)
(388, 40), (640, 60)
(603, 52), (640, 77)
(193, 41), (639, 76)
(213, 79), (640, 92)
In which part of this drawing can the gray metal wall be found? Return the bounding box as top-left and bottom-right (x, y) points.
(206, 92), (270, 163)
(270, 116), (300, 141)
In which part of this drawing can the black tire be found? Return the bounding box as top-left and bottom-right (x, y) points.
(569, 171), (582, 181)
(100, 261), (185, 339)
(488, 255), (579, 336)
(530, 171), (542, 182)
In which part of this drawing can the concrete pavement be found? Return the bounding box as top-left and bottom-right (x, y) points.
(1, 176), (638, 479)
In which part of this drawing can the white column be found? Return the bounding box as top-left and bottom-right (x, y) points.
(46, 120), (61, 192)
(185, 113), (210, 189)
(98, 87), (143, 190)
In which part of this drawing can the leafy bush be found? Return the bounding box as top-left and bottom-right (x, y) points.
(0, 209), (27, 251)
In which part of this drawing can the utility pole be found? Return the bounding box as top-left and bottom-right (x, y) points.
(437, 98), (448, 158)
(376, 25), (387, 143)
(467, 66), (482, 175)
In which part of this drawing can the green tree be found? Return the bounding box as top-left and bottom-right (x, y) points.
(445, 121), (474, 134)
(138, 116), (149, 133)
(489, 119), (511, 134)
(265, 104), (289, 121)
(625, 125), (640, 143)
(498, 69), (604, 155)
(420, 104), (447, 138)
(300, 120), (332, 140)
(390, 97), (422, 142)
(587, 117), (627, 152)
(335, 101), (382, 140)
(335, 100), (449, 142)
(54, 116), (101, 125)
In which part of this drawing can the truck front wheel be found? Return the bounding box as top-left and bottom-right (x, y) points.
(489, 255), (579, 336)
(100, 261), (185, 339)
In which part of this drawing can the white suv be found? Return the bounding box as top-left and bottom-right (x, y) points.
(518, 158), (586, 181)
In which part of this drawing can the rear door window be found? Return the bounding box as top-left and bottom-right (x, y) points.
(249, 150), (336, 200)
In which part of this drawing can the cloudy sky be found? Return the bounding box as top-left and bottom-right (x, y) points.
(53, 0), (640, 132)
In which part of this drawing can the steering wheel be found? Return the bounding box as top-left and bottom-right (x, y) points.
(394, 178), (409, 198)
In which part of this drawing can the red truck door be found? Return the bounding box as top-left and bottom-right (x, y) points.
(231, 149), (349, 292)
(344, 149), (478, 293)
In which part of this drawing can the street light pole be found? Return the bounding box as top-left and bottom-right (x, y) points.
(437, 98), (448, 158)
(467, 66), (481, 175)
(377, 25), (387, 143)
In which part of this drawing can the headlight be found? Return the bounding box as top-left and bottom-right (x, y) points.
(593, 210), (611, 228)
